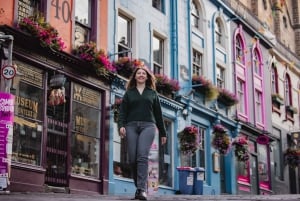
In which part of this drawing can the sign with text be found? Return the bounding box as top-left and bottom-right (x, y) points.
(0, 93), (15, 191)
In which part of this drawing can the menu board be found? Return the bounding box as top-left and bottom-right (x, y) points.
(0, 93), (15, 190)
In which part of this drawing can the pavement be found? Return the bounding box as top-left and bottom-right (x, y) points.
(1, 192), (300, 201)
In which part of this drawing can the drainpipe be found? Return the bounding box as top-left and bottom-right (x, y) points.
(0, 32), (14, 93)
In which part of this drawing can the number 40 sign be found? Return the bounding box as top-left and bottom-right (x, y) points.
(1, 65), (16, 80)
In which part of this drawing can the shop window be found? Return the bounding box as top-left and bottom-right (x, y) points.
(11, 62), (44, 166)
(191, 124), (206, 177)
(159, 119), (173, 187)
(71, 83), (101, 178)
(257, 144), (270, 190)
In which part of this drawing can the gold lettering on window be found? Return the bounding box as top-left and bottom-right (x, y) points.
(73, 84), (100, 108)
(15, 96), (39, 119)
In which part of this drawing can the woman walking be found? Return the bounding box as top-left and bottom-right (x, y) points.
(118, 65), (167, 200)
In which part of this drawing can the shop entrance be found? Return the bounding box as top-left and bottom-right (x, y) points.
(45, 118), (68, 186)
(45, 74), (69, 187)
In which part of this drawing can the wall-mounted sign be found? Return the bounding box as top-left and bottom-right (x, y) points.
(1, 65), (16, 79)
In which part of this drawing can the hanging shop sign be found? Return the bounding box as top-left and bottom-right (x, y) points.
(0, 92), (15, 191)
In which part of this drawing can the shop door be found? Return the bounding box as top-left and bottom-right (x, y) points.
(45, 118), (68, 186)
(250, 154), (258, 194)
(45, 74), (69, 187)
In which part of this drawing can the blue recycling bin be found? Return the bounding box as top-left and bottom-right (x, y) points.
(193, 167), (205, 195)
(176, 167), (194, 195)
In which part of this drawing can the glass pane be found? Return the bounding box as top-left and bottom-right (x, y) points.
(72, 83), (101, 138)
(159, 119), (172, 187)
(257, 145), (270, 189)
(18, 0), (39, 22)
(12, 118), (42, 165)
(118, 15), (129, 46)
(75, 0), (90, 26)
(71, 133), (99, 177)
(153, 36), (162, 64)
(72, 101), (100, 138)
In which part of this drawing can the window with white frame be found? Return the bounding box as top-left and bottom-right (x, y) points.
(217, 65), (225, 88)
(284, 74), (291, 106)
(191, 0), (200, 30)
(153, 35), (164, 74)
(192, 49), (203, 76)
(74, 0), (92, 47)
(255, 90), (263, 123)
(237, 79), (246, 114)
(191, 124), (206, 177)
(118, 14), (132, 58)
(271, 65), (278, 94)
(253, 49), (261, 76)
(152, 0), (164, 12)
(235, 36), (244, 64)
(159, 119), (173, 187)
(215, 18), (223, 45)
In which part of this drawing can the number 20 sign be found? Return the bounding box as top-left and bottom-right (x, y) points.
(1, 65), (16, 79)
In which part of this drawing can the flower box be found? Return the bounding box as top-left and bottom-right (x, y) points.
(155, 74), (180, 98)
(286, 105), (298, 114)
(192, 75), (219, 100)
(271, 93), (284, 105)
(217, 88), (239, 107)
(18, 16), (66, 51)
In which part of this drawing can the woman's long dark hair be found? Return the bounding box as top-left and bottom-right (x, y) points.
(126, 65), (156, 90)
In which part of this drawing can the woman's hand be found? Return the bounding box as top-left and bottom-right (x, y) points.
(161, 137), (167, 145)
(119, 127), (126, 138)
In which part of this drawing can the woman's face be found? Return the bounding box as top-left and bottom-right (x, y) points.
(135, 68), (148, 84)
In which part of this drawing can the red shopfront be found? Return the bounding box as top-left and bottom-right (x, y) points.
(1, 27), (110, 194)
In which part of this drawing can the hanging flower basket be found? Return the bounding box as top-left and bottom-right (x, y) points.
(113, 57), (143, 78)
(232, 137), (249, 162)
(212, 124), (231, 155)
(284, 148), (300, 168)
(178, 126), (200, 156)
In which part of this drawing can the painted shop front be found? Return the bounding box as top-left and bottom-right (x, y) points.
(235, 122), (274, 195)
(0, 26), (110, 194)
(109, 79), (184, 195)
